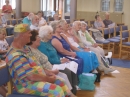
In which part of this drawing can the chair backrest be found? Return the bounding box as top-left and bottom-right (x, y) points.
(65, 16), (70, 19)
(80, 19), (85, 21)
(5, 35), (14, 46)
(90, 20), (94, 27)
(102, 28), (109, 35)
(0, 65), (9, 86)
(115, 26), (120, 32)
(121, 25), (128, 31)
(7, 20), (11, 25)
(11, 19), (17, 26)
(121, 30), (129, 38)
(17, 18), (23, 24)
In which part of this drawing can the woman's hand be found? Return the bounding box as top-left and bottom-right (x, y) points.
(60, 58), (69, 63)
(71, 52), (76, 58)
(49, 75), (56, 83)
(52, 69), (59, 75)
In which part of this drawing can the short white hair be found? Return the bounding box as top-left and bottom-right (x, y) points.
(80, 21), (87, 26)
(39, 25), (53, 39)
(72, 21), (81, 27)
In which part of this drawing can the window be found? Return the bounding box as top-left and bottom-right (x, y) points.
(101, 0), (110, 12)
(0, 0), (16, 9)
(41, 0), (56, 16)
(114, 0), (123, 12)
(64, 0), (70, 13)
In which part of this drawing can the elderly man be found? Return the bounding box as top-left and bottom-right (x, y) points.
(5, 24), (73, 97)
(72, 21), (114, 74)
(103, 12), (113, 28)
(30, 15), (39, 30)
(53, 13), (60, 21)
(22, 13), (34, 26)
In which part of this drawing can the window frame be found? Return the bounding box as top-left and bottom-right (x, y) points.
(101, 0), (110, 12)
(114, 0), (124, 12)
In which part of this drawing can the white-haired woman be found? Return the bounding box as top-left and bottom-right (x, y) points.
(38, 25), (78, 96)
(79, 21), (114, 74)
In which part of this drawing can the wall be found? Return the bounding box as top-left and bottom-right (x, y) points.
(22, 0), (40, 13)
(77, 0), (130, 28)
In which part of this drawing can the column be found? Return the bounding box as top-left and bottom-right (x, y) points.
(15, 0), (22, 19)
(70, 0), (77, 22)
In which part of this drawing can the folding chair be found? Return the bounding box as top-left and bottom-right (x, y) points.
(119, 30), (130, 59)
(5, 35), (14, 46)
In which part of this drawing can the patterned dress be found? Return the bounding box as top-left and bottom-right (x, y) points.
(5, 46), (70, 97)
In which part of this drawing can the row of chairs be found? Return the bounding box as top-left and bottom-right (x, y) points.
(91, 25), (129, 59)
(7, 18), (23, 26)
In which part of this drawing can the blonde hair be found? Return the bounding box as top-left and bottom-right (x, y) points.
(0, 28), (7, 36)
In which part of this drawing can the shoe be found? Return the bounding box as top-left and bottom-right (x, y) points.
(104, 68), (115, 74)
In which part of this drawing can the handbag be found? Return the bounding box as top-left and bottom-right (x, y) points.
(78, 73), (96, 90)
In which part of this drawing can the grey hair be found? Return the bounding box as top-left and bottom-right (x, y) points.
(59, 19), (66, 25)
(72, 21), (81, 27)
(80, 21), (88, 26)
(38, 25), (53, 39)
(13, 32), (20, 38)
(49, 21), (60, 33)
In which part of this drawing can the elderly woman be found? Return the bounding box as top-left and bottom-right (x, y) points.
(5, 24), (73, 97)
(27, 30), (74, 91)
(50, 20), (98, 73)
(94, 15), (105, 30)
(37, 11), (47, 27)
(78, 21), (114, 74)
(38, 25), (80, 95)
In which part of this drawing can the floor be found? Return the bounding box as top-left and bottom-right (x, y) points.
(76, 66), (130, 97)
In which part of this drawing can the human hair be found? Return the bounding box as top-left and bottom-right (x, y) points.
(72, 21), (81, 27)
(80, 21), (87, 27)
(95, 15), (99, 20)
(39, 25), (53, 39)
(37, 11), (44, 17)
(26, 30), (38, 45)
(59, 19), (66, 25)
(49, 21), (60, 33)
(0, 28), (6, 36)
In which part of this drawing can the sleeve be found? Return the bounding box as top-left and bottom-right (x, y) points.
(2, 5), (5, 13)
(9, 56), (34, 80)
(94, 21), (99, 29)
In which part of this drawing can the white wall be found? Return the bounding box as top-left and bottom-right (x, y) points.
(22, 0), (40, 13)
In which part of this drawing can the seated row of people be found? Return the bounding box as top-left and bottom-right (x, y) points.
(0, 18), (114, 96)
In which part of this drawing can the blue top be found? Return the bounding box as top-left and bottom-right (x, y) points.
(52, 36), (71, 57)
(38, 41), (61, 64)
(22, 17), (31, 26)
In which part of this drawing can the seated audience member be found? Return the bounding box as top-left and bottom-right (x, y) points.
(37, 11), (47, 27)
(78, 21), (114, 74)
(0, 86), (7, 97)
(38, 25), (79, 95)
(50, 21), (98, 74)
(53, 13), (60, 21)
(94, 15), (105, 31)
(22, 13), (34, 26)
(27, 30), (74, 91)
(30, 15), (39, 30)
(72, 21), (114, 74)
(0, 28), (9, 59)
(103, 12), (113, 28)
(5, 24), (74, 97)
(0, 13), (7, 28)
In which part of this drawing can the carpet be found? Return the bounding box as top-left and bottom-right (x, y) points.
(111, 58), (130, 68)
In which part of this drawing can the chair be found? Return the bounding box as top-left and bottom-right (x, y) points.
(11, 19), (17, 26)
(90, 20), (94, 27)
(0, 65), (42, 97)
(65, 16), (70, 19)
(119, 30), (130, 59)
(17, 18), (23, 24)
(5, 35), (14, 46)
(6, 27), (14, 36)
(79, 19), (85, 21)
(120, 25), (128, 31)
(7, 20), (11, 25)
